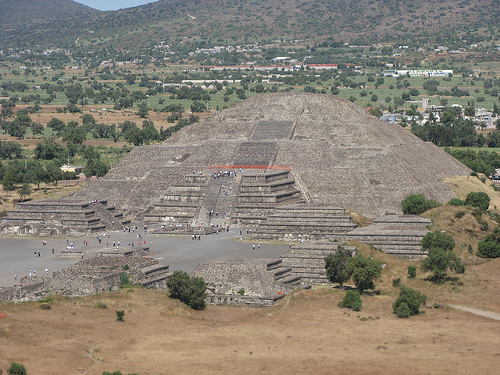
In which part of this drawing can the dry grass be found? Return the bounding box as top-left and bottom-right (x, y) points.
(0, 180), (86, 212)
(0, 275), (499, 375)
(443, 174), (500, 212)
(346, 209), (372, 227)
(1, 231), (500, 374)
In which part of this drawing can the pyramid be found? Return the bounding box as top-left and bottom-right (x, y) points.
(75, 92), (470, 219)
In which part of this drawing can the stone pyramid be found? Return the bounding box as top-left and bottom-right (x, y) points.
(76, 92), (470, 219)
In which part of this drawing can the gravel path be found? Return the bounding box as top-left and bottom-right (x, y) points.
(449, 304), (500, 321)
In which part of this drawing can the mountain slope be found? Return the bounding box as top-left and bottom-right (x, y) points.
(0, 0), (100, 26)
(1, 0), (498, 48)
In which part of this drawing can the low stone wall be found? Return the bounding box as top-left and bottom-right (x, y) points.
(206, 293), (285, 306)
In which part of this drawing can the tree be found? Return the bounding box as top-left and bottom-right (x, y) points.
(166, 270), (207, 310)
(421, 231), (455, 252)
(477, 227), (500, 258)
(420, 232), (465, 281)
(62, 127), (86, 145)
(407, 265), (417, 278)
(401, 194), (441, 215)
(345, 255), (382, 293)
(137, 102), (149, 118)
(324, 246), (352, 288)
(47, 117), (66, 132)
(190, 101), (206, 113)
(18, 183), (32, 201)
(393, 286), (427, 317)
(2, 170), (16, 192)
(339, 290), (362, 311)
(116, 310), (125, 321)
(7, 362), (27, 375)
(465, 192), (490, 211)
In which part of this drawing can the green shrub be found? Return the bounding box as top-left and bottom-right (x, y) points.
(167, 270), (207, 310)
(477, 228), (500, 258)
(116, 310), (125, 321)
(448, 198), (464, 206)
(401, 194), (441, 215)
(407, 265), (417, 278)
(345, 255), (382, 293)
(40, 303), (51, 310)
(421, 231), (455, 252)
(454, 210), (466, 219)
(96, 301), (108, 309)
(393, 286), (426, 317)
(339, 290), (362, 311)
(465, 192), (490, 211)
(395, 302), (411, 318)
(392, 278), (401, 287)
(119, 272), (130, 286)
(237, 288), (245, 295)
(123, 264), (129, 270)
(7, 362), (27, 375)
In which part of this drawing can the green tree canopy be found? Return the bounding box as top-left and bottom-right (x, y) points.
(393, 286), (427, 317)
(345, 255), (382, 293)
(324, 246), (353, 288)
(166, 270), (207, 310)
(465, 192), (490, 211)
(421, 231), (455, 252)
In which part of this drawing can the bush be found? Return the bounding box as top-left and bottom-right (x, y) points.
(477, 227), (500, 258)
(7, 362), (27, 375)
(465, 192), (490, 211)
(324, 246), (353, 288)
(454, 210), (466, 219)
(345, 255), (382, 293)
(167, 270), (207, 310)
(392, 278), (401, 287)
(393, 286), (426, 317)
(407, 265), (417, 278)
(401, 194), (441, 215)
(448, 198), (464, 206)
(116, 310), (125, 321)
(421, 231), (455, 252)
(395, 302), (411, 318)
(119, 272), (130, 286)
(339, 290), (362, 311)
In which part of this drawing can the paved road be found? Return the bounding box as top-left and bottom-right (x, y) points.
(449, 304), (500, 321)
(0, 227), (289, 288)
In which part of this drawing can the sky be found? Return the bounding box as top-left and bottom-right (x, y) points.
(75, 1), (158, 11)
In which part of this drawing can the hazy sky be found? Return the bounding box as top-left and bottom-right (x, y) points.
(76, 1), (158, 11)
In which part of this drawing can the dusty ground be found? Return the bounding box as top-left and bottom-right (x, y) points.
(0, 180), (87, 212)
(443, 174), (500, 212)
(17, 104), (215, 132)
(1, 243), (499, 375)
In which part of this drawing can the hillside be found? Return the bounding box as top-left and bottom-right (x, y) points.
(1, 0), (498, 48)
(0, 0), (99, 27)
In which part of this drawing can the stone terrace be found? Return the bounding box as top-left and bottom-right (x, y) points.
(0, 199), (128, 236)
(268, 242), (357, 285)
(347, 214), (431, 259)
(0, 254), (171, 301)
(193, 258), (295, 306)
(252, 205), (357, 241)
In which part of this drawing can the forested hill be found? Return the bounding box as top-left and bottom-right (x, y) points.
(0, 0), (99, 25)
(1, 0), (499, 48)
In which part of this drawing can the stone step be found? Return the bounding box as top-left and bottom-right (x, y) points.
(273, 267), (292, 281)
(276, 274), (302, 286)
(267, 259), (283, 271)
